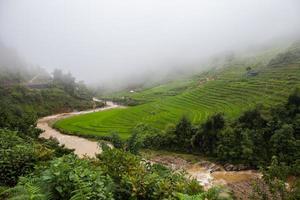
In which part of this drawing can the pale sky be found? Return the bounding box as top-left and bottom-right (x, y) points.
(0, 0), (300, 88)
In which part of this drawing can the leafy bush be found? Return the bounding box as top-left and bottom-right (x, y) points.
(251, 156), (300, 200)
(0, 177), (51, 200)
(39, 155), (114, 200)
(0, 129), (38, 186)
(177, 187), (232, 200)
(192, 113), (225, 155)
(109, 132), (124, 149)
(38, 137), (75, 157)
(2, 155), (115, 200)
(97, 148), (203, 200)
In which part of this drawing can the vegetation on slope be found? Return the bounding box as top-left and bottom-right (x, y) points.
(141, 89), (300, 172)
(105, 89), (300, 199)
(0, 66), (105, 134)
(0, 43), (102, 122)
(55, 44), (300, 139)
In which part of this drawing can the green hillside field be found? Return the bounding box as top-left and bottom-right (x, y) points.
(54, 45), (300, 140)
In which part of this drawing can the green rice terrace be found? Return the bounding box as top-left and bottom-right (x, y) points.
(54, 45), (300, 139)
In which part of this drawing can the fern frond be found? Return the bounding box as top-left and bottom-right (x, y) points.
(1, 178), (52, 200)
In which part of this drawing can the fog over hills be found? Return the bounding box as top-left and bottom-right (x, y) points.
(0, 0), (300, 90)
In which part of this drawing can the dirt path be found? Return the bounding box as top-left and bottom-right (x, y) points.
(38, 101), (123, 157)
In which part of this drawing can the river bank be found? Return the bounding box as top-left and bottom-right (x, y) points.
(144, 150), (261, 199)
(38, 101), (121, 157)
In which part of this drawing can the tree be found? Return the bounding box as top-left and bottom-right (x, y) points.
(126, 131), (142, 154)
(110, 132), (124, 149)
(240, 129), (254, 164)
(0, 129), (38, 186)
(216, 127), (241, 163)
(251, 156), (293, 200)
(270, 124), (297, 164)
(52, 69), (63, 83)
(52, 69), (76, 96)
(192, 113), (225, 155)
(174, 116), (194, 150)
(246, 66), (252, 72)
(288, 88), (300, 107)
(238, 107), (267, 129)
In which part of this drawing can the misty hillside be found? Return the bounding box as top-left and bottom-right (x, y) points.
(55, 42), (300, 139)
(0, 42), (51, 86)
(0, 45), (102, 132)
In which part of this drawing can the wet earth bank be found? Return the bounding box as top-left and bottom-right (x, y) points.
(148, 154), (261, 199)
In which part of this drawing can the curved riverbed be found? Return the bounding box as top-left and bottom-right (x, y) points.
(38, 101), (122, 157)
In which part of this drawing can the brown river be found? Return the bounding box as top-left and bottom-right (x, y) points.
(37, 101), (260, 196)
(38, 101), (121, 157)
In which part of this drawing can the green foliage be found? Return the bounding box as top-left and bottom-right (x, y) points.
(0, 87), (38, 133)
(288, 88), (300, 106)
(238, 107), (267, 129)
(125, 130), (143, 154)
(192, 113), (225, 155)
(270, 124), (297, 164)
(108, 96), (142, 106)
(38, 137), (75, 157)
(40, 155), (114, 200)
(4, 155), (115, 200)
(0, 67), (95, 139)
(177, 187), (232, 200)
(132, 123), (165, 149)
(0, 84), (94, 137)
(173, 116), (195, 151)
(0, 177), (52, 200)
(110, 132), (124, 149)
(143, 89), (300, 174)
(142, 117), (196, 152)
(251, 156), (300, 200)
(216, 94), (299, 169)
(268, 44), (300, 67)
(97, 148), (203, 200)
(0, 129), (38, 186)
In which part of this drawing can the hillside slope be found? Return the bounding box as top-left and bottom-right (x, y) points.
(55, 44), (300, 139)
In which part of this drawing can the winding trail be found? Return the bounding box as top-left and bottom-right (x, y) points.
(38, 101), (122, 157)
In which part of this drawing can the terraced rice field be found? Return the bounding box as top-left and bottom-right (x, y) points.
(55, 62), (300, 140)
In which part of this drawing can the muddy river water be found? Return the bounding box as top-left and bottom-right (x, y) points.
(38, 101), (121, 157)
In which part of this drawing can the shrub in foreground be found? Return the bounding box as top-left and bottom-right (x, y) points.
(97, 148), (204, 200)
(0, 129), (38, 186)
